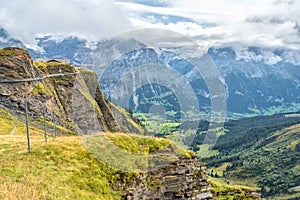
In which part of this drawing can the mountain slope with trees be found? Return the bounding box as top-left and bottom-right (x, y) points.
(202, 114), (300, 198)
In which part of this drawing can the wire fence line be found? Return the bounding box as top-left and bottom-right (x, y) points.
(0, 71), (79, 152)
(0, 72), (79, 83)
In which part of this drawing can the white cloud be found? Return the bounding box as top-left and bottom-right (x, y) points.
(235, 48), (284, 65)
(236, 48), (264, 63)
(115, 0), (300, 50)
(0, 0), (300, 51)
(264, 52), (283, 65)
(282, 50), (300, 65)
(0, 0), (132, 45)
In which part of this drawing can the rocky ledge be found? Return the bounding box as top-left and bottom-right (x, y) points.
(121, 158), (213, 200)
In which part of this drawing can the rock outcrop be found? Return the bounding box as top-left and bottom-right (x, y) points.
(120, 158), (213, 200)
(0, 47), (144, 134)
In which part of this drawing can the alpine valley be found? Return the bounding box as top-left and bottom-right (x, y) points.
(0, 25), (300, 200)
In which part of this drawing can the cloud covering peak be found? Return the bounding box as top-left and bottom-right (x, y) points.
(0, 0), (131, 45)
(116, 0), (300, 49)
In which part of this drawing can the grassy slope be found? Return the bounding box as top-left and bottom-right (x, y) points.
(0, 136), (117, 200)
(0, 107), (191, 199)
(0, 133), (187, 199)
(209, 177), (258, 200)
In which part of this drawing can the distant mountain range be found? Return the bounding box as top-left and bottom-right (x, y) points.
(1, 27), (299, 118)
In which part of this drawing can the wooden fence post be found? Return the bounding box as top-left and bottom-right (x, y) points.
(54, 115), (57, 138)
(44, 109), (47, 144)
(25, 101), (30, 153)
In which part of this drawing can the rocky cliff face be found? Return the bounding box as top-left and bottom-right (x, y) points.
(122, 158), (213, 200)
(0, 47), (144, 134)
(118, 156), (262, 200)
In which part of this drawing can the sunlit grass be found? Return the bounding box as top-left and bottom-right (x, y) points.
(197, 144), (219, 158)
(209, 177), (258, 200)
(0, 135), (118, 200)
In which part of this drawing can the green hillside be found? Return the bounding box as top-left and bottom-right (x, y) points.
(0, 105), (190, 199)
(203, 114), (300, 198)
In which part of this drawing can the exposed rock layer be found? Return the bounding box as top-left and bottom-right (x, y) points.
(122, 159), (213, 200)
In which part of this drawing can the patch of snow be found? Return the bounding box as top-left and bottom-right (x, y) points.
(85, 41), (98, 50)
(234, 90), (244, 96)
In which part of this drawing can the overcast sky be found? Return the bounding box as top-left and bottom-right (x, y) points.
(0, 0), (299, 50)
